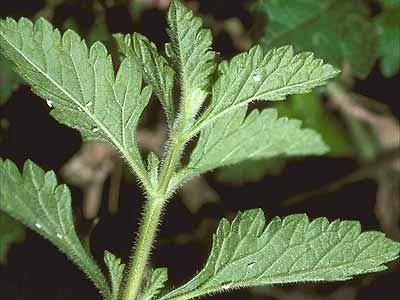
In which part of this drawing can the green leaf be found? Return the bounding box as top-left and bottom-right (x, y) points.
(0, 55), (21, 104)
(188, 45), (339, 138)
(187, 107), (328, 176)
(0, 211), (25, 264)
(114, 32), (175, 125)
(276, 91), (353, 156)
(0, 159), (111, 298)
(142, 268), (168, 300)
(0, 18), (152, 188)
(104, 251), (125, 300)
(161, 209), (400, 300)
(147, 152), (160, 189)
(253, 0), (378, 78)
(375, 8), (400, 77)
(166, 0), (216, 123)
(216, 91), (353, 184)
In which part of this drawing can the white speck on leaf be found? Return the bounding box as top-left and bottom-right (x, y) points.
(252, 73), (261, 82)
(247, 262), (256, 269)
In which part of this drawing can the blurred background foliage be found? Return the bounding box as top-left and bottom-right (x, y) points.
(0, 0), (399, 299)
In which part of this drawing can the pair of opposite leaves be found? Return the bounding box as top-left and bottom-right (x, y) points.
(0, 1), (399, 300)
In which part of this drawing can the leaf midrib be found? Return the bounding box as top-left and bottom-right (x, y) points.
(161, 249), (394, 300)
(0, 30), (149, 188)
(186, 70), (336, 142)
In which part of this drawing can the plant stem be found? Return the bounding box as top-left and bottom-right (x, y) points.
(121, 196), (165, 300)
(121, 132), (185, 300)
(158, 137), (184, 195)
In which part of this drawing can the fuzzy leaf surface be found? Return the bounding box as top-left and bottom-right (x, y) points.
(187, 107), (328, 175)
(189, 45), (339, 138)
(166, 0), (216, 122)
(161, 209), (400, 300)
(253, 0), (377, 78)
(143, 268), (168, 300)
(114, 32), (175, 125)
(216, 91), (353, 184)
(0, 18), (152, 187)
(104, 251), (125, 300)
(0, 159), (111, 297)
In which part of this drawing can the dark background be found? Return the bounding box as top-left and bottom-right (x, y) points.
(0, 0), (399, 299)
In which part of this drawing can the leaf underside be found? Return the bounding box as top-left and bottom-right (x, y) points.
(0, 17), (152, 185)
(114, 32), (175, 125)
(161, 209), (400, 300)
(188, 107), (328, 176)
(216, 91), (353, 184)
(1, 4), (389, 300)
(143, 268), (168, 300)
(190, 45), (340, 138)
(166, 0), (216, 123)
(104, 251), (126, 300)
(0, 159), (111, 297)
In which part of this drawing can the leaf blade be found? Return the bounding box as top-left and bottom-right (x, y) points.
(114, 32), (175, 125)
(161, 210), (400, 300)
(0, 159), (111, 298)
(0, 18), (152, 188)
(104, 251), (125, 300)
(166, 0), (216, 123)
(187, 107), (328, 176)
(188, 45), (339, 138)
(143, 268), (168, 300)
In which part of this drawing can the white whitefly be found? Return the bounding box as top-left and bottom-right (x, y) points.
(247, 262), (256, 269)
(252, 73), (262, 82)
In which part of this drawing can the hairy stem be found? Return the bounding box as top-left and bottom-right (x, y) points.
(158, 137), (185, 195)
(121, 196), (165, 300)
(121, 131), (185, 300)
